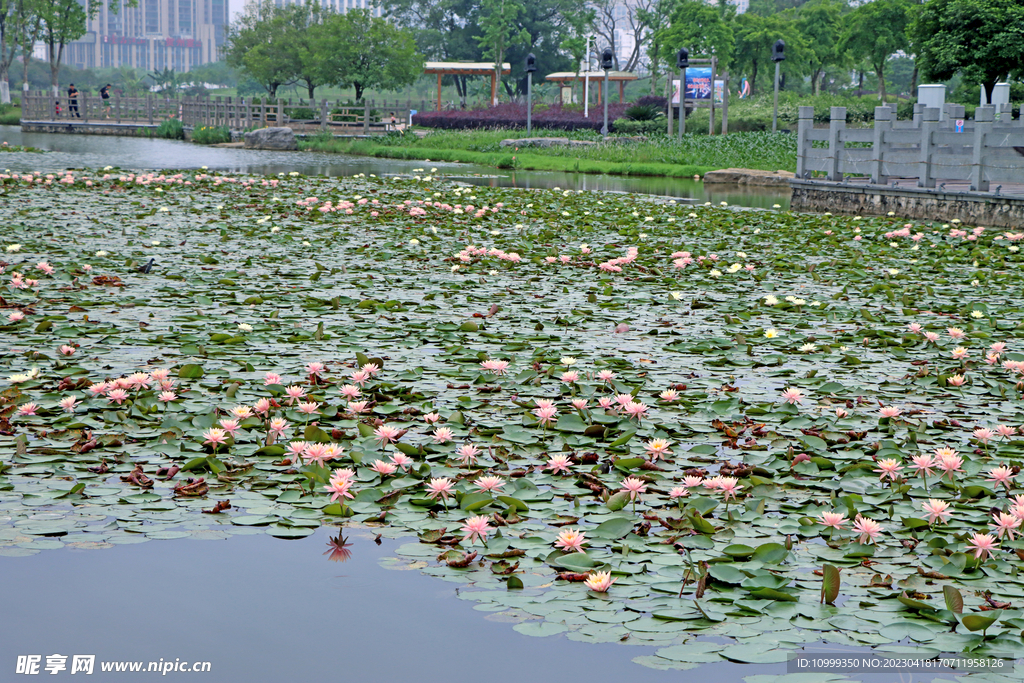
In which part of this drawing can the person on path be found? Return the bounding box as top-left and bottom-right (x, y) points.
(100, 84), (112, 118)
(68, 83), (81, 118)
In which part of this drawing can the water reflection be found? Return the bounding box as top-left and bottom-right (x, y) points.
(0, 125), (790, 208)
(323, 533), (353, 563)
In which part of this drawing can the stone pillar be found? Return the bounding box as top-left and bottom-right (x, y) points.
(871, 106), (892, 185)
(827, 106), (846, 182)
(917, 107), (939, 188)
(971, 105), (994, 192)
(795, 106), (814, 179)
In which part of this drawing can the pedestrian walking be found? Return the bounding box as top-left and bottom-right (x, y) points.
(100, 83), (112, 118)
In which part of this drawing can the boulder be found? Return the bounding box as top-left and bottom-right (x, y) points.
(702, 168), (795, 187)
(243, 127), (297, 151)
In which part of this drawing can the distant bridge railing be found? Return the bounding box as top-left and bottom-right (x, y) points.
(20, 91), (430, 135)
(796, 104), (1024, 191)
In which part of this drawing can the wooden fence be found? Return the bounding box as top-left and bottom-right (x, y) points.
(21, 91), (431, 135)
(796, 104), (1024, 191)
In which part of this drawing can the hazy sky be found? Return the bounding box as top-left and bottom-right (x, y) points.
(229, 0), (245, 21)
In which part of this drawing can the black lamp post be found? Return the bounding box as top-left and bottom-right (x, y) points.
(771, 39), (785, 133)
(525, 53), (537, 135)
(601, 47), (613, 137)
(677, 48), (689, 139)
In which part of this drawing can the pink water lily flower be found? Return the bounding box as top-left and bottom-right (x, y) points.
(644, 439), (673, 461)
(965, 532), (998, 560)
(475, 476), (505, 493)
(921, 499), (952, 525)
(369, 459), (398, 477)
(817, 511), (847, 530)
(480, 359), (509, 375)
(390, 452), (414, 470)
(554, 528), (586, 553)
(456, 443), (480, 465)
(432, 427), (454, 444)
(990, 512), (1021, 540)
(545, 454), (572, 474)
(264, 372), (283, 386)
(874, 458), (903, 481)
(584, 571), (616, 592)
(58, 396), (77, 413)
(218, 418), (240, 436)
(780, 387), (804, 405)
(909, 454), (935, 477)
(284, 385), (306, 404)
(461, 515), (492, 544)
(324, 475), (354, 502)
(852, 515), (883, 544)
(987, 465), (1016, 489)
(16, 402), (37, 416)
(373, 424), (402, 447)
(878, 406), (901, 418)
(59, 344), (76, 356)
(621, 476), (647, 501)
(426, 477), (454, 502)
(202, 428), (228, 447)
(107, 388), (129, 404)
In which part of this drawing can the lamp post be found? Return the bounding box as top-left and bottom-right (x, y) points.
(677, 48), (689, 139)
(771, 39), (785, 133)
(584, 35), (590, 119)
(601, 47), (613, 137)
(526, 53), (537, 135)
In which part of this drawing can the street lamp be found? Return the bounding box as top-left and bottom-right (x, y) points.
(771, 39), (785, 133)
(601, 47), (613, 137)
(677, 48), (689, 139)
(526, 52), (537, 135)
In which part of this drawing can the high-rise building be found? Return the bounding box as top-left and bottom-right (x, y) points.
(265, 0), (381, 17)
(62, 0), (229, 70)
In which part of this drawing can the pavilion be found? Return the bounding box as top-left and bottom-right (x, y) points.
(545, 71), (638, 105)
(423, 62), (512, 111)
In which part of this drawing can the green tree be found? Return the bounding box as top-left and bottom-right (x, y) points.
(732, 12), (807, 95)
(0, 0), (39, 103)
(225, 2), (294, 97)
(839, 0), (909, 102)
(796, 0), (847, 94)
(477, 0), (530, 104)
(655, 0), (735, 72)
(912, 0), (1024, 104)
(312, 9), (422, 101)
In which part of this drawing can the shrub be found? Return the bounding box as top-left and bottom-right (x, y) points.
(623, 104), (661, 121)
(612, 118), (666, 136)
(287, 107), (316, 121)
(155, 118), (185, 140)
(191, 125), (231, 144)
(412, 102), (632, 132)
(635, 95), (668, 112)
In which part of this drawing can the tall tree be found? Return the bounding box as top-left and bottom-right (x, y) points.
(225, 1), (297, 98)
(839, 0), (909, 102)
(732, 12), (806, 95)
(593, 0), (654, 72)
(312, 9), (422, 101)
(796, 0), (846, 95)
(912, 0), (1024, 104)
(655, 0), (735, 71)
(0, 0), (35, 103)
(476, 0), (530, 104)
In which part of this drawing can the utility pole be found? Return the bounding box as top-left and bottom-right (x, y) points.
(772, 39), (785, 133)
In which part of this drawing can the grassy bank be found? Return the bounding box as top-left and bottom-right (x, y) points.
(0, 105), (21, 125)
(299, 129), (796, 177)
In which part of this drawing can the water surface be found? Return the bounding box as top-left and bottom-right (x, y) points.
(0, 125), (790, 208)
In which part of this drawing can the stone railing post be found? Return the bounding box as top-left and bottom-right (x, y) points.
(277, 99), (284, 126)
(871, 105), (892, 185)
(795, 105), (814, 179)
(912, 103), (924, 124)
(971, 105), (994, 192)
(917, 106), (939, 188)
(363, 99), (370, 135)
(827, 106), (846, 181)
(320, 99), (328, 131)
(147, 95), (153, 124)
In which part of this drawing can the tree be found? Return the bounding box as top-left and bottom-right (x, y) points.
(732, 12), (807, 95)
(593, 0), (655, 72)
(35, 0), (128, 96)
(378, 0), (483, 103)
(839, 0), (909, 102)
(225, 2), (292, 97)
(655, 0), (735, 72)
(477, 0), (530, 104)
(0, 0), (38, 103)
(312, 9), (422, 102)
(560, 35), (587, 103)
(912, 0), (1024, 104)
(796, 0), (846, 94)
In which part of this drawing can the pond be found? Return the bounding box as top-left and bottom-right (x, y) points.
(1, 147), (1021, 683)
(0, 125), (790, 208)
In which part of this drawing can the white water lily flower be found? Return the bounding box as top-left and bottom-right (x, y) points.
(6, 244), (21, 252)
(238, 323), (253, 332)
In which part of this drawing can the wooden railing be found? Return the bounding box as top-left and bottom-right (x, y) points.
(20, 91), (430, 135)
(796, 104), (1024, 191)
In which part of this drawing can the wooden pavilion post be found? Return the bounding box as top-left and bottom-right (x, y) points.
(490, 71), (496, 106)
(619, 81), (624, 102)
(437, 73), (442, 111)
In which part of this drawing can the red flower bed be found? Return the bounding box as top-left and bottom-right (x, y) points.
(412, 103), (633, 132)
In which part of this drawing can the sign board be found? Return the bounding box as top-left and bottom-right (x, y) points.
(670, 67), (714, 104)
(714, 79), (724, 104)
(955, 119), (964, 133)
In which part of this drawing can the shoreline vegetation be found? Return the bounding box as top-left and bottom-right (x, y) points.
(297, 129), (798, 178)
